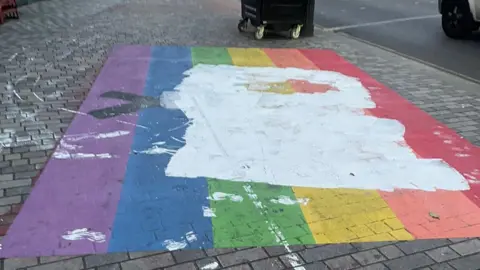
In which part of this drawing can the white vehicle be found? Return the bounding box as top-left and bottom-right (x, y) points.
(439, 0), (480, 38)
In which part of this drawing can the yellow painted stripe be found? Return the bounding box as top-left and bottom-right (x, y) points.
(227, 48), (275, 67)
(263, 48), (414, 244)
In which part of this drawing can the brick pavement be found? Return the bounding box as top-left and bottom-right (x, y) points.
(1, 0), (480, 269)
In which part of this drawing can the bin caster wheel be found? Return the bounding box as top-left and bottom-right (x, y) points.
(290, 24), (302, 39)
(238, 19), (248, 32)
(254, 26), (265, 40)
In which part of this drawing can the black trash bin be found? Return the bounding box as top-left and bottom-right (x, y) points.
(238, 0), (314, 40)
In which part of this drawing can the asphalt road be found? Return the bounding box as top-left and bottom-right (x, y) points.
(314, 0), (480, 82)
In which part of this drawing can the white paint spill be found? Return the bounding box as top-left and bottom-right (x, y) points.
(53, 151), (115, 159)
(65, 131), (130, 141)
(165, 64), (469, 191)
(270, 195), (309, 206)
(162, 239), (187, 251)
(61, 228), (106, 243)
(33, 93), (44, 102)
(202, 206), (216, 217)
(8, 53), (18, 62)
(207, 192), (243, 202)
(201, 262), (219, 270)
(243, 185), (305, 270)
(137, 142), (177, 155)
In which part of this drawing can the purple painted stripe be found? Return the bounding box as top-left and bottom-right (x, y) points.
(0, 45), (152, 258)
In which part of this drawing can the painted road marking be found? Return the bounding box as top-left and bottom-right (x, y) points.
(320, 14), (440, 32)
(2, 46), (480, 258)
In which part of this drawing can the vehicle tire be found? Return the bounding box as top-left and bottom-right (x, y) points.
(441, 1), (474, 39)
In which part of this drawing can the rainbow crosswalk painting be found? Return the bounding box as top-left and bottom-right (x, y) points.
(1, 46), (480, 257)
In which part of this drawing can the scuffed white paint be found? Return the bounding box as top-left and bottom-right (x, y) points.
(455, 153), (470, 158)
(185, 231), (198, 243)
(162, 231), (197, 251)
(202, 206), (216, 217)
(115, 119), (149, 130)
(53, 151), (115, 159)
(244, 185), (305, 270)
(59, 108), (89, 116)
(12, 90), (23, 100)
(33, 92), (44, 102)
(201, 262), (219, 270)
(8, 53), (18, 62)
(65, 131), (130, 141)
(137, 141), (177, 155)
(270, 195), (309, 206)
(207, 192), (243, 202)
(61, 228), (106, 243)
(164, 64), (469, 191)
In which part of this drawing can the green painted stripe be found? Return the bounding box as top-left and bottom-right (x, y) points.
(191, 47), (233, 66)
(208, 179), (315, 248)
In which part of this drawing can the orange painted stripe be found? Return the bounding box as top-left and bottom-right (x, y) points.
(299, 49), (480, 240)
(263, 48), (413, 243)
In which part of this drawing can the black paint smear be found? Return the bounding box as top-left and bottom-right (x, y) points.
(88, 90), (163, 119)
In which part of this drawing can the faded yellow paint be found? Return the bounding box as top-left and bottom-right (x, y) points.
(293, 188), (414, 243)
(227, 48), (275, 67)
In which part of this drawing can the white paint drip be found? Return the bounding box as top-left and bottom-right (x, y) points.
(65, 131), (130, 141)
(207, 192), (243, 202)
(59, 108), (89, 116)
(12, 90), (23, 101)
(8, 53), (18, 62)
(202, 206), (216, 217)
(116, 120), (149, 130)
(270, 195), (309, 206)
(165, 64), (469, 191)
(201, 262), (219, 270)
(61, 228), (106, 243)
(33, 92), (44, 102)
(243, 185), (305, 270)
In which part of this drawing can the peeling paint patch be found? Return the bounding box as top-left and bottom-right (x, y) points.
(207, 192), (243, 202)
(270, 195), (309, 205)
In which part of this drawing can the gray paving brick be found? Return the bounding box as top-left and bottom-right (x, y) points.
(26, 257), (84, 270)
(352, 249), (386, 265)
(128, 251), (166, 259)
(251, 258), (285, 270)
(39, 256), (77, 264)
(5, 185), (32, 196)
(172, 249), (206, 263)
(224, 264), (252, 270)
(302, 262), (329, 270)
(379, 245), (405, 259)
(121, 253), (175, 270)
(264, 245), (304, 256)
(355, 263), (389, 270)
(352, 242), (392, 251)
(448, 253), (480, 270)
(0, 179), (32, 189)
(98, 264), (122, 270)
(85, 253), (129, 268)
(205, 248), (236, 256)
(0, 174), (14, 181)
(396, 239), (451, 255)
(426, 247), (460, 262)
(165, 262), (197, 270)
(325, 255), (361, 270)
(450, 239), (480, 256)
(300, 244), (357, 262)
(4, 257), (38, 270)
(430, 263), (455, 270)
(0, 195), (22, 206)
(218, 248), (268, 267)
(384, 253), (435, 270)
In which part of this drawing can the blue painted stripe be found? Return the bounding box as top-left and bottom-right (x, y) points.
(108, 46), (213, 252)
